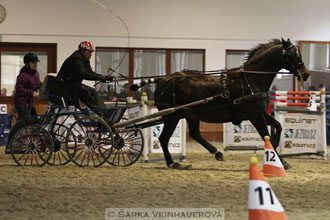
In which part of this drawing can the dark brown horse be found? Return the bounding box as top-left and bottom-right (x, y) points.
(152, 38), (309, 169)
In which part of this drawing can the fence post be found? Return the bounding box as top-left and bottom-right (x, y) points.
(320, 89), (328, 159)
(180, 119), (187, 161)
(141, 99), (149, 162)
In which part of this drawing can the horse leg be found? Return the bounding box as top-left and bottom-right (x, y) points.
(159, 119), (191, 169)
(264, 112), (282, 148)
(158, 119), (178, 167)
(186, 119), (225, 161)
(264, 113), (291, 170)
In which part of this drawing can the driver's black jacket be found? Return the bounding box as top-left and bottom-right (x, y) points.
(58, 50), (103, 85)
(57, 50), (106, 114)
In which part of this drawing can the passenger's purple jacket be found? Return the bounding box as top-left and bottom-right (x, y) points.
(14, 66), (41, 105)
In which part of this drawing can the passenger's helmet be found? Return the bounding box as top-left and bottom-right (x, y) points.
(78, 41), (95, 52)
(23, 53), (40, 64)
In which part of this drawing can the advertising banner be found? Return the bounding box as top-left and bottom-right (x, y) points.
(224, 121), (266, 148)
(275, 112), (322, 153)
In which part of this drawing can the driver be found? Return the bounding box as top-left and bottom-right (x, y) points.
(58, 41), (113, 118)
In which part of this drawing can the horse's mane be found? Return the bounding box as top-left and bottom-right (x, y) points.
(245, 39), (282, 63)
(182, 69), (201, 75)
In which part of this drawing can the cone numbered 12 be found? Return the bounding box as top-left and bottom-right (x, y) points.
(264, 148), (284, 168)
(263, 136), (287, 177)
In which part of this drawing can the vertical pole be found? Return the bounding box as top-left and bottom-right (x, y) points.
(320, 89), (328, 159)
(180, 119), (186, 161)
(223, 123), (227, 151)
(141, 100), (149, 162)
(274, 103), (284, 155)
(128, 49), (134, 97)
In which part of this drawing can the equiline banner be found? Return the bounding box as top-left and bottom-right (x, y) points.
(275, 112), (326, 154)
(223, 121), (269, 150)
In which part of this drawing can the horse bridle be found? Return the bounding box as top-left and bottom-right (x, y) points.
(282, 44), (305, 80)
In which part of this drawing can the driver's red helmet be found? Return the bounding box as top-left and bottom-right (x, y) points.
(78, 41), (95, 52)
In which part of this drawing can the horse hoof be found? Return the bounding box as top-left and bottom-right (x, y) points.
(282, 161), (292, 170)
(215, 152), (225, 161)
(168, 162), (192, 170)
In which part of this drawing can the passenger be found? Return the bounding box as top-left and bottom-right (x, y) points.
(117, 83), (141, 101)
(57, 41), (113, 118)
(319, 83), (326, 91)
(117, 83), (130, 100)
(13, 53), (41, 121)
(142, 84), (154, 101)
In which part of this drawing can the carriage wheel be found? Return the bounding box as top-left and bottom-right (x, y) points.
(10, 124), (54, 167)
(47, 124), (71, 166)
(107, 128), (144, 166)
(65, 116), (113, 167)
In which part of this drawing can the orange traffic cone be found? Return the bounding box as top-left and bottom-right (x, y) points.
(263, 136), (287, 177)
(249, 157), (288, 220)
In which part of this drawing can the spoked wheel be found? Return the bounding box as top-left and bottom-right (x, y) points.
(9, 124), (54, 167)
(107, 128), (144, 166)
(47, 124), (71, 166)
(65, 116), (114, 167)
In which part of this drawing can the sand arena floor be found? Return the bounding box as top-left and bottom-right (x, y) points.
(0, 142), (330, 220)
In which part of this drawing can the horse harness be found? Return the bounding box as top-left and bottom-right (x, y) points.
(156, 70), (269, 111)
(219, 69), (269, 105)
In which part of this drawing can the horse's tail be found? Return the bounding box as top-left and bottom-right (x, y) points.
(130, 78), (162, 92)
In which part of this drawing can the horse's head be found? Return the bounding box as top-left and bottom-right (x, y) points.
(281, 38), (309, 81)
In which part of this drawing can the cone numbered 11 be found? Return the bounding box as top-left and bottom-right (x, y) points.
(249, 157), (288, 220)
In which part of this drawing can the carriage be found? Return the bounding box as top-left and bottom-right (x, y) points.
(6, 38), (310, 169)
(7, 75), (145, 167)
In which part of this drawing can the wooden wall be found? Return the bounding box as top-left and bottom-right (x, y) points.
(186, 122), (223, 142)
(1, 97), (48, 113)
(0, 97), (48, 125)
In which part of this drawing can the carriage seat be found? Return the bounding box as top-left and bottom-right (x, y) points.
(39, 74), (83, 108)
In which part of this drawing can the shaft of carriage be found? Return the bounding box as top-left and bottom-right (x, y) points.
(113, 93), (225, 130)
